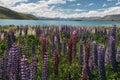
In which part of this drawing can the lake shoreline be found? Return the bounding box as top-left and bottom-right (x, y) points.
(0, 19), (120, 26)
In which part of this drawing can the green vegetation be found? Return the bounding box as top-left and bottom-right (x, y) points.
(0, 6), (38, 20)
(0, 25), (120, 80)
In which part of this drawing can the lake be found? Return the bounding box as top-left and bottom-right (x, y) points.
(0, 19), (120, 26)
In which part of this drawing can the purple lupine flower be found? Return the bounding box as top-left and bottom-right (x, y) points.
(110, 25), (116, 39)
(72, 30), (77, 57)
(7, 44), (19, 80)
(53, 50), (59, 77)
(24, 27), (28, 37)
(92, 41), (98, 66)
(84, 42), (91, 77)
(40, 34), (46, 59)
(10, 31), (15, 43)
(79, 41), (83, 68)
(20, 54), (30, 80)
(109, 36), (117, 70)
(35, 27), (41, 36)
(41, 52), (48, 80)
(6, 33), (12, 50)
(0, 51), (8, 80)
(29, 54), (38, 80)
(105, 53), (110, 64)
(0, 33), (1, 42)
(0, 58), (3, 79)
(55, 33), (60, 53)
(98, 44), (106, 80)
(51, 34), (55, 53)
(68, 39), (72, 65)
(7, 43), (20, 80)
(89, 56), (94, 72)
(62, 40), (66, 56)
(31, 42), (35, 55)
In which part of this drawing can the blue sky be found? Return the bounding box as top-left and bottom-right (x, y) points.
(0, 0), (120, 18)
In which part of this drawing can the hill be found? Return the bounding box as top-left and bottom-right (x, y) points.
(68, 14), (120, 21)
(0, 6), (38, 20)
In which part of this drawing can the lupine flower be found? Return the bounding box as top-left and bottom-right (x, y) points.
(110, 25), (116, 39)
(19, 27), (22, 36)
(109, 36), (117, 70)
(72, 30), (77, 57)
(20, 54), (30, 80)
(40, 34), (46, 59)
(89, 56), (94, 72)
(0, 33), (1, 42)
(0, 58), (3, 79)
(81, 64), (87, 80)
(6, 33), (12, 50)
(10, 31), (15, 43)
(79, 40), (83, 68)
(92, 41), (98, 66)
(68, 39), (72, 65)
(35, 27), (41, 36)
(29, 54), (38, 80)
(31, 42), (35, 55)
(7, 43), (20, 80)
(55, 33), (60, 53)
(105, 53), (110, 64)
(84, 42), (91, 77)
(24, 27), (28, 37)
(98, 44), (106, 80)
(41, 52), (48, 80)
(0, 51), (7, 80)
(51, 34), (55, 52)
(2, 51), (8, 80)
(62, 40), (66, 56)
(53, 50), (59, 77)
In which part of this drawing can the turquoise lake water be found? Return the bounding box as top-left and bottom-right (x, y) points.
(0, 19), (120, 26)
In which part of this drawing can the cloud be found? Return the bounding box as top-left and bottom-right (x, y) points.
(116, 0), (120, 5)
(102, 3), (107, 7)
(77, 3), (81, 6)
(0, 0), (28, 7)
(74, 9), (87, 12)
(107, 0), (112, 1)
(46, 0), (66, 5)
(67, 0), (76, 2)
(88, 3), (94, 6)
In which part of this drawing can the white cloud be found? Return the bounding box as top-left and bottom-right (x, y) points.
(77, 3), (81, 6)
(67, 0), (76, 2)
(102, 3), (107, 7)
(0, 0), (28, 7)
(74, 9), (86, 12)
(116, 0), (120, 5)
(47, 0), (66, 4)
(107, 0), (112, 1)
(88, 3), (94, 6)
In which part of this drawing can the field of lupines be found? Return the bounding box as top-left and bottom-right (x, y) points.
(0, 25), (120, 80)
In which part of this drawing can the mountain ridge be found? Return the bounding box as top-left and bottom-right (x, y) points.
(0, 6), (38, 20)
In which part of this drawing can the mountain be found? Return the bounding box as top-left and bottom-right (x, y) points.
(102, 14), (120, 21)
(69, 14), (120, 21)
(0, 6), (38, 20)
